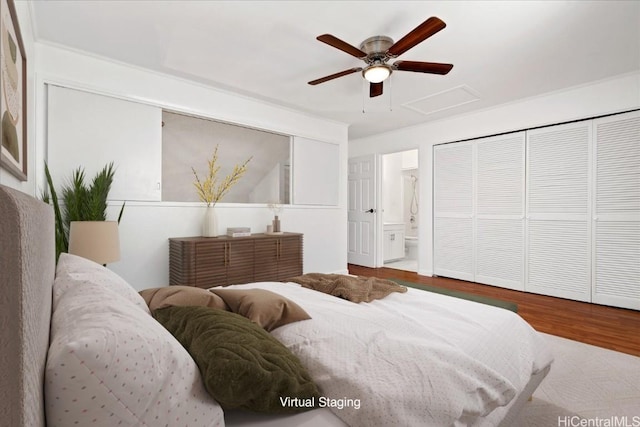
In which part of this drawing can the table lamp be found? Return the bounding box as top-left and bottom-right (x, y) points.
(68, 221), (120, 265)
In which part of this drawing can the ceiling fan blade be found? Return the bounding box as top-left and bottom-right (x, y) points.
(370, 82), (383, 98)
(394, 60), (453, 75)
(308, 67), (362, 85)
(387, 17), (446, 57)
(317, 34), (367, 59)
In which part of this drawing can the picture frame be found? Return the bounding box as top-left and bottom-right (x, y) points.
(0, 0), (26, 181)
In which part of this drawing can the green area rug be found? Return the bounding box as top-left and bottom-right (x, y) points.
(390, 279), (518, 313)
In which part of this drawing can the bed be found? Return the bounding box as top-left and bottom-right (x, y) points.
(0, 184), (553, 427)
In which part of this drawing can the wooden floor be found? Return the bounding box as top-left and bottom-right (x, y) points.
(348, 265), (640, 357)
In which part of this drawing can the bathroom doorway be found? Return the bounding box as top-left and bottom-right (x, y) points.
(381, 149), (419, 272)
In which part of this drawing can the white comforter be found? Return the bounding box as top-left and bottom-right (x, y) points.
(225, 282), (553, 427)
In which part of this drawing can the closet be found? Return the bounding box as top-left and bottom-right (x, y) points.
(434, 133), (525, 290)
(433, 110), (639, 310)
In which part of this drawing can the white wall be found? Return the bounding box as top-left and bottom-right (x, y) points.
(34, 43), (349, 288)
(381, 152), (403, 223)
(349, 72), (640, 277)
(106, 202), (342, 288)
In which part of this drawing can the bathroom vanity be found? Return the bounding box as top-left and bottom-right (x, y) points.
(383, 223), (405, 262)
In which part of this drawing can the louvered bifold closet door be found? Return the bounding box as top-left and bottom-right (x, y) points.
(433, 142), (474, 282)
(526, 122), (592, 302)
(475, 133), (525, 290)
(592, 111), (640, 310)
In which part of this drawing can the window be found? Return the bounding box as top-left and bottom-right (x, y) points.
(162, 111), (290, 204)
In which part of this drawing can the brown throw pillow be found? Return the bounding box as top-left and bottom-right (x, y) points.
(209, 288), (310, 331)
(139, 286), (229, 311)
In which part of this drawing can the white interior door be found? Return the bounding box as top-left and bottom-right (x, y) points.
(348, 155), (377, 267)
(592, 111), (640, 310)
(433, 142), (475, 282)
(475, 132), (525, 291)
(526, 121), (592, 302)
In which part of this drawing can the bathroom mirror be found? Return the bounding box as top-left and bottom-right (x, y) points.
(162, 111), (291, 204)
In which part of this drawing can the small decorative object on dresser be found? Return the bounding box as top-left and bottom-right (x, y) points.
(227, 227), (251, 237)
(267, 201), (284, 234)
(191, 144), (252, 237)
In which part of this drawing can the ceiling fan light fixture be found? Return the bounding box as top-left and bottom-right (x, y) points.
(310, 17), (451, 98)
(363, 65), (391, 83)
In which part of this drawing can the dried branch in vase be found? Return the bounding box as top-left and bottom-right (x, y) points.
(191, 145), (253, 207)
(267, 201), (284, 216)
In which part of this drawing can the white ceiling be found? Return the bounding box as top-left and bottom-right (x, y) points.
(30, 1), (640, 139)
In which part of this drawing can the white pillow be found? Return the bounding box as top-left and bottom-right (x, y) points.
(45, 261), (224, 427)
(53, 253), (150, 314)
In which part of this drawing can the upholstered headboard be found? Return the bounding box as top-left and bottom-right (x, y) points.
(0, 185), (55, 427)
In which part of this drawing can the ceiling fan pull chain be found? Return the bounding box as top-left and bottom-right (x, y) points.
(389, 76), (393, 111)
(362, 79), (366, 114)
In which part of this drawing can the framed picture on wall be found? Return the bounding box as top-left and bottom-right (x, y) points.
(0, 0), (26, 181)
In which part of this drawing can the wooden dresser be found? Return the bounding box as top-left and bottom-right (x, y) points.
(169, 233), (303, 288)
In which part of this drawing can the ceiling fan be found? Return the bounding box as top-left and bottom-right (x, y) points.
(308, 17), (453, 98)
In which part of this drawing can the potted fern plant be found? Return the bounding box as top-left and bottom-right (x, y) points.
(42, 162), (125, 260)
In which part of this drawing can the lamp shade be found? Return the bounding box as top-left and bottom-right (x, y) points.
(68, 221), (120, 264)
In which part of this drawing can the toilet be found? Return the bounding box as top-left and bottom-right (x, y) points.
(405, 236), (418, 260)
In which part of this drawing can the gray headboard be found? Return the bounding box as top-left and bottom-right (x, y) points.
(0, 184), (55, 427)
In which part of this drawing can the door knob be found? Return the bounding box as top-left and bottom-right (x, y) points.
(365, 208), (376, 213)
